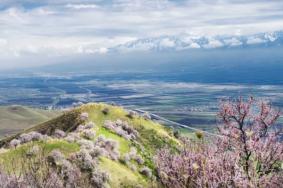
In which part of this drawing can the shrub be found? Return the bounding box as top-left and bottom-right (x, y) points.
(102, 108), (110, 115)
(116, 127), (131, 140)
(135, 155), (144, 165)
(77, 139), (95, 150)
(0, 171), (24, 187)
(90, 169), (109, 188)
(104, 120), (115, 130)
(82, 129), (96, 140)
(104, 140), (120, 161)
(140, 167), (152, 178)
(29, 131), (45, 141)
(80, 112), (89, 120)
(103, 120), (139, 140)
(129, 164), (137, 172)
(18, 131), (48, 145)
(26, 145), (40, 157)
(71, 149), (96, 171)
(9, 139), (21, 148)
(72, 101), (84, 107)
(129, 147), (137, 158)
(122, 122), (135, 135)
(126, 110), (137, 119)
(75, 124), (85, 132)
(57, 159), (82, 186)
(173, 130), (180, 138)
(89, 146), (105, 158)
(65, 132), (80, 143)
(96, 135), (107, 143)
(95, 137), (120, 161)
(135, 184), (143, 188)
(110, 102), (116, 106)
(122, 154), (131, 164)
(116, 119), (123, 126)
(48, 150), (65, 165)
(54, 129), (66, 138)
(85, 122), (95, 129)
(19, 133), (32, 143)
(195, 131), (204, 139)
(142, 112), (151, 120)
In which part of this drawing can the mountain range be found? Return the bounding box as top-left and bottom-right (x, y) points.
(110, 30), (283, 52)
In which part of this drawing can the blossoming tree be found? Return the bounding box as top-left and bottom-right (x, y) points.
(156, 97), (283, 188)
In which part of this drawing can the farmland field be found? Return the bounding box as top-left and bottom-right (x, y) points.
(1, 71), (282, 133)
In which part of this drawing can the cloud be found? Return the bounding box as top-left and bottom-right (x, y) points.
(223, 38), (242, 46)
(65, 4), (98, 9)
(203, 39), (223, 48)
(160, 38), (175, 48)
(0, 39), (7, 46)
(246, 37), (266, 44)
(0, 0), (283, 66)
(189, 43), (201, 49)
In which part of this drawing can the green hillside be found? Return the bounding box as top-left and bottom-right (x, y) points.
(0, 105), (60, 138)
(0, 103), (180, 187)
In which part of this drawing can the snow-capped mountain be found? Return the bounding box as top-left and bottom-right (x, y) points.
(112, 31), (283, 52)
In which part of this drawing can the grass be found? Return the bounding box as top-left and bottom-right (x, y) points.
(96, 127), (130, 154)
(99, 157), (148, 187)
(79, 103), (180, 172)
(39, 140), (80, 154)
(80, 103), (179, 152)
(0, 140), (80, 159)
(0, 140), (80, 170)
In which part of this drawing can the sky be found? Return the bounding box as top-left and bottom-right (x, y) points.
(0, 0), (283, 69)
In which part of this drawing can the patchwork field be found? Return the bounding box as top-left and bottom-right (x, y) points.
(1, 73), (283, 132)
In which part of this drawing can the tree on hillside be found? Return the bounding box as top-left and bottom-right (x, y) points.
(156, 97), (283, 188)
(218, 97), (282, 181)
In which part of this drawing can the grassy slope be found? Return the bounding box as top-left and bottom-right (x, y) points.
(80, 103), (179, 186)
(0, 105), (60, 138)
(0, 103), (179, 187)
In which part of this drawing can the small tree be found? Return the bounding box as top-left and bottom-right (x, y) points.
(155, 97), (283, 188)
(218, 97), (282, 181)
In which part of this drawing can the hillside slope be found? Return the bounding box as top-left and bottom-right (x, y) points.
(0, 103), (179, 187)
(0, 105), (60, 138)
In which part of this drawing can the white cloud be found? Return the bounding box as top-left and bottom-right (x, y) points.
(65, 4), (98, 9)
(246, 37), (266, 44)
(223, 38), (242, 46)
(0, 39), (7, 46)
(0, 0), (282, 66)
(189, 43), (201, 49)
(203, 39), (223, 48)
(159, 38), (175, 48)
(98, 47), (108, 54)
